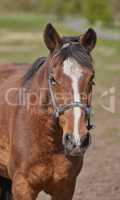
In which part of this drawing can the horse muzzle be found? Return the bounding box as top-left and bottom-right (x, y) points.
(62, 133), (91, 157)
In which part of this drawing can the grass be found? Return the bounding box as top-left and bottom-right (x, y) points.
(0, 14), (49, 32)
(0, 14), (74, 34)
(0, 14), (76, 63)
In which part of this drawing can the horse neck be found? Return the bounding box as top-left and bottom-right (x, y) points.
(28, 61), (50, 110)
(26, 63), (63, 148)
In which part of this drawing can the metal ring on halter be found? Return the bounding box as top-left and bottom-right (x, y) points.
(48, 75), (85, 116)
(53, 102), (86, 118)
(48, 73), (95, 130)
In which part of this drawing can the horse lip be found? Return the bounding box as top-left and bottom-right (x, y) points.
(64, 139), (91, 158)
(64, 149), (84, 158)
(64, 145), (87, 158)
(63, 133), (91, 158)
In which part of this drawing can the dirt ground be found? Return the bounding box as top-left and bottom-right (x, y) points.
(37, 113), (120, 200)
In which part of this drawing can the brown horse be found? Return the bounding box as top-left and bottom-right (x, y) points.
(0, 23), (97, 200)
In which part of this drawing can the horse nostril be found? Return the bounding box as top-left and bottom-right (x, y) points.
(80, 133), (91, 148)
(73, 143), (77, 148)
(64, 134), (70, 141)
(63, 133), (73, 146)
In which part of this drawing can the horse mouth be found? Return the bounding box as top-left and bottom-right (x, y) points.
(63, 133), (91, 158)
(64, 145), (88, 158)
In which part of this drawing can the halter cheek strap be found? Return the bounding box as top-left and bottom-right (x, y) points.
(48, 75), (94, 130)
(48, 75), (85, 117)
(84, 106), (95, 130)
(48, 75), (59, 117)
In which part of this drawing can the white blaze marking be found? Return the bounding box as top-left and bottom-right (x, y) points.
(63, 58), (83, 144)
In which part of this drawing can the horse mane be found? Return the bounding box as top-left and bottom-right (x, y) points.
(22, 36), (93, 86)
(22, 57), (46, 86)
(60, 36), (93, 68)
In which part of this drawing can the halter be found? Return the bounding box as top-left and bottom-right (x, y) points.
(48, 42), (94, 130)
(48, 74), (94, 131)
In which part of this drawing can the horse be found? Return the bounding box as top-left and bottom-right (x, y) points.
(0, 23), (97, 200)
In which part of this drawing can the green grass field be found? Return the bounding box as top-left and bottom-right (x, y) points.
(0, 14), (77, 63)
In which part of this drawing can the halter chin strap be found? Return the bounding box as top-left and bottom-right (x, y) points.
(48, 75), (94, 130)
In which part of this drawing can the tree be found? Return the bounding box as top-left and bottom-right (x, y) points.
(82, 0), (112, 25)
(111, 0), (120, 24)
(53, 0), (82, 20)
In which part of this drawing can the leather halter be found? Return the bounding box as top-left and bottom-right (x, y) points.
(48, 42), (94, 130)
(48, 74), (94, 130)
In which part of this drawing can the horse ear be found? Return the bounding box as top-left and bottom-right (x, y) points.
(80, 28), (97, 52)
(44, 23), (61, 52)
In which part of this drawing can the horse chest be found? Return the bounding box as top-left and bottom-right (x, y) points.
(52, 154), (83, 183)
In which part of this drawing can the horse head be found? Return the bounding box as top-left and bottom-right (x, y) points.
(44, 23), (97, 157)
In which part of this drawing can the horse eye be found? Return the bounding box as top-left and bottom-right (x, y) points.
(92, 81), (95, 86)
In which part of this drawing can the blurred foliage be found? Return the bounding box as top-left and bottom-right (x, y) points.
(0, 0), (119, 26)
(82, 0), (112, 25)
(53, 0), (82, 19)
(111, 0), (120, 24)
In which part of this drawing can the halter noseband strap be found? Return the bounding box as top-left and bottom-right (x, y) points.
(48, 75), (94, 130)
(48, 40), (94, 128)
(48, 75), (85, 117)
